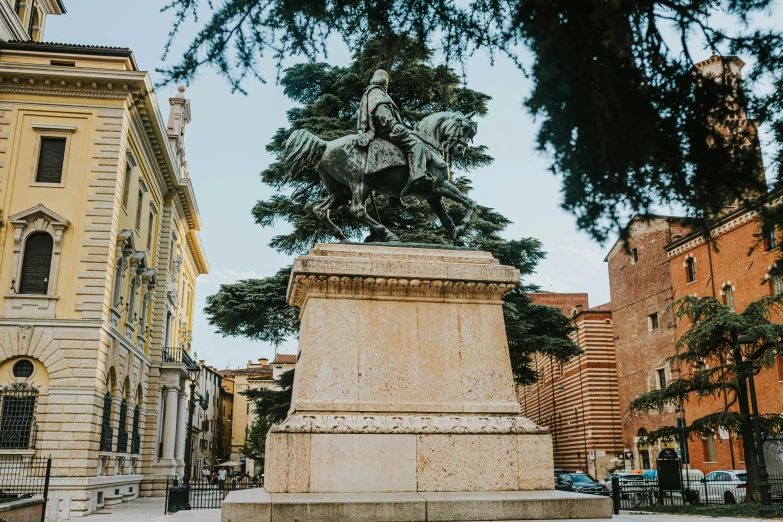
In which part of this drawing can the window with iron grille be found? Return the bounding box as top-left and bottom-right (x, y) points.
(131, 406), (140, 454)
(99, 391), (113, 452)
(19, 232), (52, 295)
(35, 137), (66, 183)
(117, 399), (128, 453)
(0, 383), (38, 450)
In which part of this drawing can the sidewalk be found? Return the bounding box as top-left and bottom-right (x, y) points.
(76, 497), (777, 522)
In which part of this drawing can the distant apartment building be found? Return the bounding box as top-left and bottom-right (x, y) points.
(520, 293), (623, 479)
(218, 354), (296, 473)
(190, 362), (227, 478)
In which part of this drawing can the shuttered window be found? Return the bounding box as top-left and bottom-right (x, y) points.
(35, 137), (66, 184)
(147, 211), (156, 251)
(122, 157), (133, 209)
(19, 232), (53, 295)
(135, 190), (144, 230)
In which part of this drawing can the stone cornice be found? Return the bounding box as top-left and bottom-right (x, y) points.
(0, 61), (208, 274)
(271, 414), (547, 435)
(289, 274), (516, 308)
(287, 244), (520, 307)
(666, 194), (783, 258)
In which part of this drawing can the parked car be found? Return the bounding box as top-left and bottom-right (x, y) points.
(702, 470), (747, 504)
(554, 469), (573, 491)
(569, 473), (609, 496)
(602, 471), (646, 494)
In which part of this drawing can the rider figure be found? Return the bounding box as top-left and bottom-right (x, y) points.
(357, 69), (432, 199)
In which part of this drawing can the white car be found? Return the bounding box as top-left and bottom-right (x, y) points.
(702, 470), (747, 504)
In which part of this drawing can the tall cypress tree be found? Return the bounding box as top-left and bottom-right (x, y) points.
(205, 35), (581, 391)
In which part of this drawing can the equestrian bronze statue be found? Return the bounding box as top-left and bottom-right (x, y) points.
(284, 69), (478, 243)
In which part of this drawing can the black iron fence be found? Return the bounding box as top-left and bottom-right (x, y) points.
(612, 475), (783, 511)
(0, 456), (51, 522)
(165, 474), (262, 511)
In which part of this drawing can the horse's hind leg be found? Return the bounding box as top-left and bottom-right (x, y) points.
(314, 192), (349, 241)
(314, 165), (350, 240)
(348, 181), (400, 243)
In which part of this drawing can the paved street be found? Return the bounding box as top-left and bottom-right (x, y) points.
(76, 496), (779, 522)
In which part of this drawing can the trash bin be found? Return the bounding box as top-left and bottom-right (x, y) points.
(167, 485), (188, 513)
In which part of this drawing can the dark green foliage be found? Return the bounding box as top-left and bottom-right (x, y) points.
(204, 269), (298, 346)
(208, 35), (583, 464)
(240, 369), (294, 465)
(629, 295), (783, 501)
(162, 0), (783, 244)
(205, 36), (580, 385)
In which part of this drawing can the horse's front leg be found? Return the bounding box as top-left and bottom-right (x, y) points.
(433, 179), (476, 241)
(427, 196), (456, 237)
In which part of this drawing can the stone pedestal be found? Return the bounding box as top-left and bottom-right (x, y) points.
(225, 244), (611, 520)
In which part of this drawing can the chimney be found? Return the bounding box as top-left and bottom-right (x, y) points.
(199, 360), (205, 365)
(247, 360), (252, 368)
(259, 358), (269, 366)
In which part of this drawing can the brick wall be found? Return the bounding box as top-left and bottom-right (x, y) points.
(667, 208), (783, 473)
(605, 216), (690, 469)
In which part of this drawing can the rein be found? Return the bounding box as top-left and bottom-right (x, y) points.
(413, 116), (469, 181)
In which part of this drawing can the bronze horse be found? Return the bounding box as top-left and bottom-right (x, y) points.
(284, 111), (478, 243)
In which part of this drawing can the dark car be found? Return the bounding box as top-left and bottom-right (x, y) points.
(554, 469), (573, 491)
(568, 473), (609, 496)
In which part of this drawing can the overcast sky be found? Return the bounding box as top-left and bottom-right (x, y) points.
(46, 1), (783, 370)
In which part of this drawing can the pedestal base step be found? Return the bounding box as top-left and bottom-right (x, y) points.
(222, 488), (612, 522)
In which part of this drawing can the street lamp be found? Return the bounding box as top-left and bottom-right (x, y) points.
(183, 362), (202, 498)
(737, 334), (776, 519)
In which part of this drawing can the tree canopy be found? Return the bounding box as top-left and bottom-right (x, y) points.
(162, 0), (783, 243)
(204, 35), (582, 386)
(629, 295), (783, 501)
(240, 369), (294, 465)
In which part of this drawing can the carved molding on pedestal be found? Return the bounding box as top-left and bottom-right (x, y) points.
(289, 274), (516, 308)
(270, 414), (547, 435)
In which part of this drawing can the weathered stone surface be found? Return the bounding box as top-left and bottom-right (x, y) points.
(417, 434), (518, 492)
(420, 490), (612, 520)
(264, 244), (559, 505)
(309, 434), (416, 493)
(220, 489), (611, 521)
(222, 488), (271, 522)
(289, 244), (523, 416)
(518, 434), (555, 490)
(271, 492), (426, 522)
(263, 432), (311, 493)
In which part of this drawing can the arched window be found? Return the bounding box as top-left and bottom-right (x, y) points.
(0, 382), (38, 450)
(19, 232), (52, 295)
(724, 285), (735, 311)
(117, 399), (128, 453)
(99, 391), (113, 452)
(685, 257), (696, 283)
(131, 405), (141, 454)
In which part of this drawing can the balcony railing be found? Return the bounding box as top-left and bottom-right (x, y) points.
(162, 346), (195, 367)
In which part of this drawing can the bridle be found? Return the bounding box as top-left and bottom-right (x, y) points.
(413, 117), (473, 181)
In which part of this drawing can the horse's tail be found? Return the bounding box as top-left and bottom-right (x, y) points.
(284, 129), (327, 182)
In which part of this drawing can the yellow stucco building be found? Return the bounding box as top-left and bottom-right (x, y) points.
(0, 4), (209, 517)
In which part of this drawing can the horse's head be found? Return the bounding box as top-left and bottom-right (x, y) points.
(445, 112), (478, 158)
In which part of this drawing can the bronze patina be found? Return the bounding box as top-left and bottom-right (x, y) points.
(284, 69), (478, 243)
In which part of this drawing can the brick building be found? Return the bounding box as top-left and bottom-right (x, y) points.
(604, 216), (689, 469)
(665, 200), (783, 474)
(519, 293), (623, 479)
